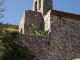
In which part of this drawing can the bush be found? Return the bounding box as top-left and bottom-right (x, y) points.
(1, 28), (19, 36)
(0, 43), (4, 59)
(1, 40), (34, 60)
(0, 27), (34, 60)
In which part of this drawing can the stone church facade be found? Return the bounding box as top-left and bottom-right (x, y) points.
(19, 0), (80, 34)
(18, 0), (80, 60)
(19, 0), (53, 34)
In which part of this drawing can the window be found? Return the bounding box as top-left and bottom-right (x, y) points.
(35, 1), (37, 11)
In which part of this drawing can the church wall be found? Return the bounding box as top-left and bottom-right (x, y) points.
(33, 0), (53, 15)
(18, 0), (80, 60)
(44, 10), (51, 32)
(42, 0), (53, 15)
(19, 12), (25, 34)
(18, 11), (80, 60)
(50, 15), (80, 60)
(18, 14), (80, 60)
(33, 0), (37, 11)
(24, 10), (44, 34)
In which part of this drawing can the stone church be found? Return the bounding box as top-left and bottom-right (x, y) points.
(18, 0), (80, 60)
(19, 0), (53, 34)
(19, 0), (80, 34)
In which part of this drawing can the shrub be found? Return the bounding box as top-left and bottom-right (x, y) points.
(1, 28), (19, 36)
(0, 27), (34, 60)
(35, 30), (49, 36)
(0, 43), (4, 59)
(1, 40), (34, 60)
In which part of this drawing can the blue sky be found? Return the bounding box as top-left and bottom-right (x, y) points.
(1, 0), (80, 25)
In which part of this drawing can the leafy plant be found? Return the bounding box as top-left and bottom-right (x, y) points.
(35, 30), (49, 36)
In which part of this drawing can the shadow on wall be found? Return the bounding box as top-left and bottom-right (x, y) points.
(20, 28), (23, 34)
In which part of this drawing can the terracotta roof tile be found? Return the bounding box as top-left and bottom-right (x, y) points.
(51, 10), (80, 20)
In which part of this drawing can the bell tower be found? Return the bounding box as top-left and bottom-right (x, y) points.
(33, 0), (53, 15)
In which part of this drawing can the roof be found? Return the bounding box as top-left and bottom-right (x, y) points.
(50, 10), (80, 20)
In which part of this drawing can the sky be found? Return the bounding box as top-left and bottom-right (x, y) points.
(1, 0), (80, 25)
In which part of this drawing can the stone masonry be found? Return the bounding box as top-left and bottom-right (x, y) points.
(33, 0), (53, 15)
(19, 10), (44, 34)
(18, 0), (80, 60)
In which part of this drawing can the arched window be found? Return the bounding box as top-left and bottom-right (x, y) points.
(35, 1), (37, 11)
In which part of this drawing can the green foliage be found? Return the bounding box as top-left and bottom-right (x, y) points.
(1, 28), (19, 36)
(35, 30), (49, 36)
(0, 22), (4, 38)
(1, 40), (34, 60)
(0, 42), (4, 59)
(0, 0), (6, 19)
(0, 27), (34, 60)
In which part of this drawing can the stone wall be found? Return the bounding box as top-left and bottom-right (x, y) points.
(33, 0), (53, 15)
(14, 34), (51, 60)
(19, 10), (44, 34)
(50, 15), (80, 60)
(24, 10), (44, 34)
(42, 0), (53, 15)
(19, 12), (25, 34)
(17, 15), (80, 60)
(15, 17), (80, 60)
(44, 10), (51, 32)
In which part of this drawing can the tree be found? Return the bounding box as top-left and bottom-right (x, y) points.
(0, 0), (6, 19)
(0, 0), (6, 35)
